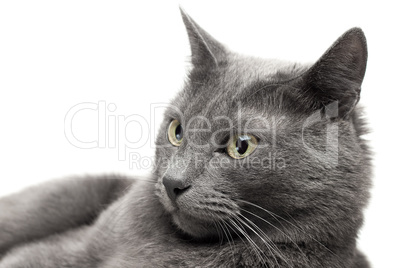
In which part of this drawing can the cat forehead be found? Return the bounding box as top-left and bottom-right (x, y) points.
(191, 53), (308, 96)
(172, 54), (309, 118)
(226, 54), (308, 82)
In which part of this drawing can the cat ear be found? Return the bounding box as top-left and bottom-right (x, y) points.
(301, 28), (368, 118)
(180, 8), (227, 68)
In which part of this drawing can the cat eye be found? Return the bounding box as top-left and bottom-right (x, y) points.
(168, 119), (183, 146)
(227, 134), (258, 159)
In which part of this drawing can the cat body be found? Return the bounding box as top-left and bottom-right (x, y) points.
(0, 178), (369, 267)
(0, 9), (371, 268)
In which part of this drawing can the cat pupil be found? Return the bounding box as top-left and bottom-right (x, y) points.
(175, 124), (183, 141)
(236, 137), (249, 155)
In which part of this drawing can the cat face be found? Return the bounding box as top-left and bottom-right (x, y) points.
(154, 10), (370, 241)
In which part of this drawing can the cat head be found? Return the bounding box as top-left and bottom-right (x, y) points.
(154, 9), (370, 243)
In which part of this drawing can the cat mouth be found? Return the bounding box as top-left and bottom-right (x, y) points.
(170, 209), (233, 238)
(159, 191), (241, 237)
(155, 179), (242, 237)
(162, 188), (239, 221)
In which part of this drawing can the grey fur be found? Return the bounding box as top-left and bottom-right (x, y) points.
(0, 9), (371, 268)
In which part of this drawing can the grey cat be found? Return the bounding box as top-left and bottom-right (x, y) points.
(0, 9), (371, 268)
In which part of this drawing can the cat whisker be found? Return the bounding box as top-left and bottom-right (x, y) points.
(227, 219), (266, 267)
(212, 220), (223, 246)
(237, 199), (337, 257)
(236, 213), (293, 268)
(234, 214), (280, 267)
(217, 220), (236, 267)
(282, 211), (337, 257)
(237, 213), (293, 268)
(225, 218), (260, 265)
(229, 218), (269, 268)
(239, 207), (307, 265)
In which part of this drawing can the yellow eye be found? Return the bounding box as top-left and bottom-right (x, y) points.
(227, 134), (258, 159)
(168, 119), (183, 146)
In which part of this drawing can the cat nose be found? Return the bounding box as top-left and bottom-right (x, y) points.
(162, 176), (191, 202)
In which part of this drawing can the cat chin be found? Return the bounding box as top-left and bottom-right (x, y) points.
(171, 212), (219, 239)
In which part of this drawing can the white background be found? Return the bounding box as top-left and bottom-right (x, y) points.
(0, 1), (401, 267)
